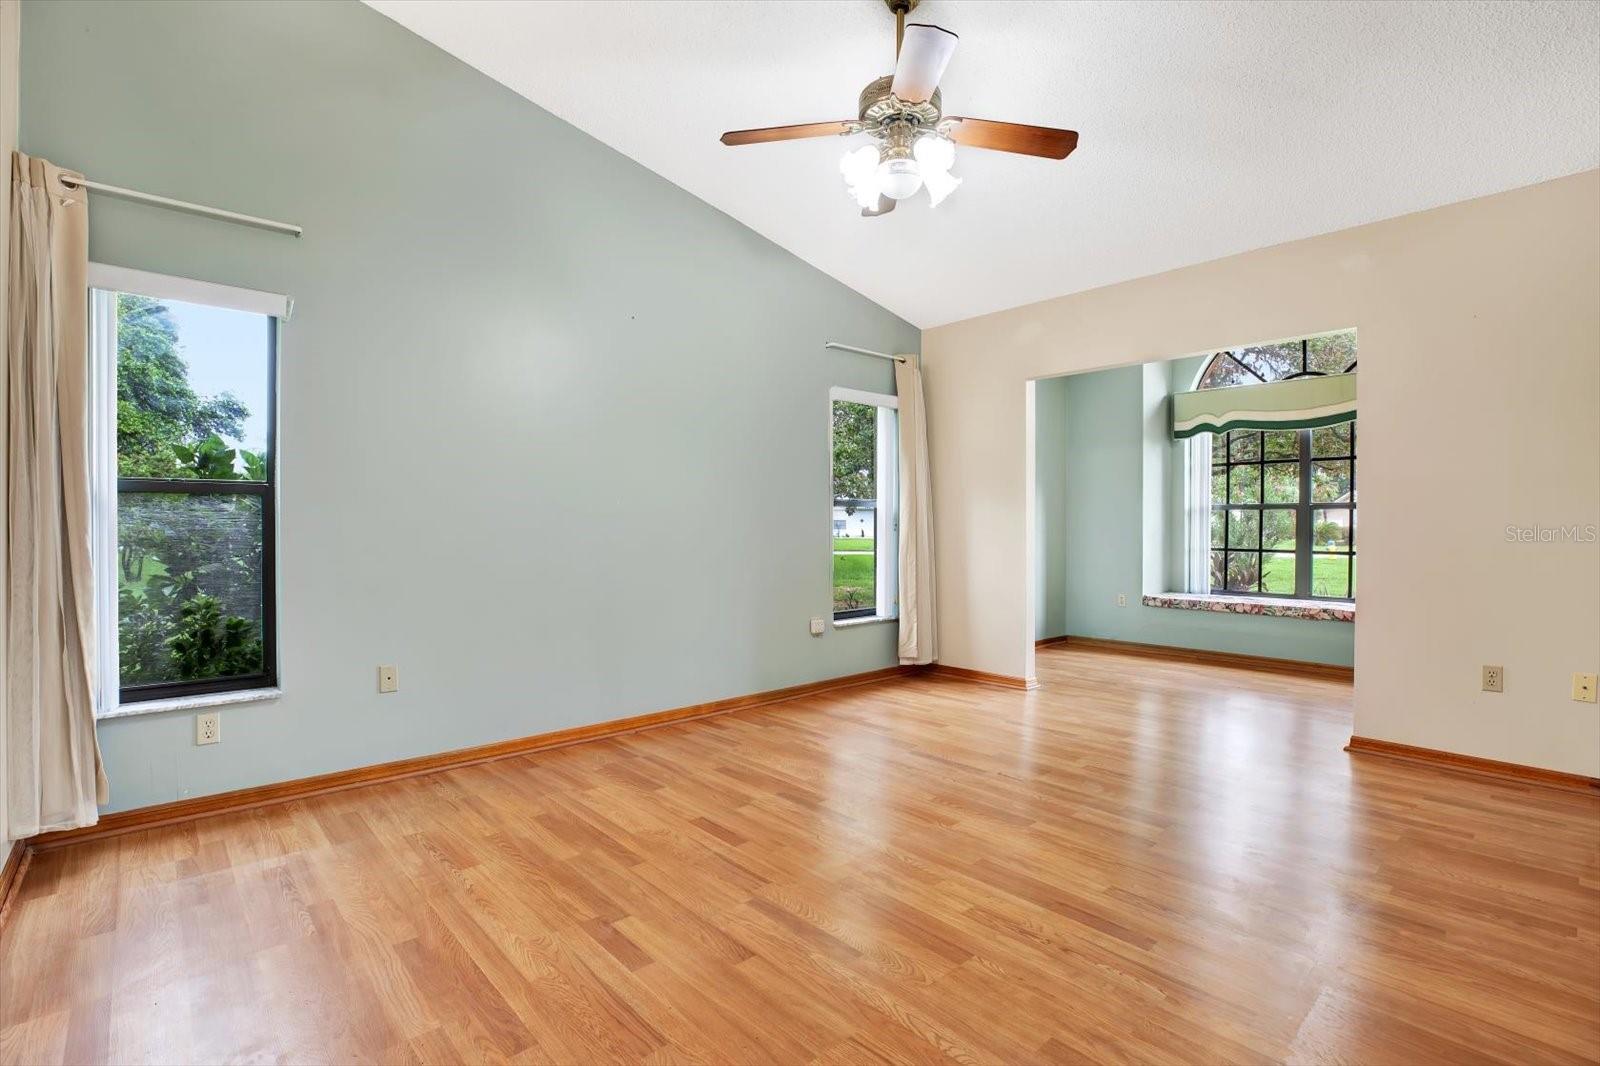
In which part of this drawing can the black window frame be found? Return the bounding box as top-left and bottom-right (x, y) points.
(1209, 424), (1355, 600)
(1202, 336), (1356, 602)
(117, 315), (278, 704)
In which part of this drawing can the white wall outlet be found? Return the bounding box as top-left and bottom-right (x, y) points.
(378, 665), (398, 693)
(1116, 593), (1127, 607)
(809, 617), (825, 637)
(1573, 672), (1598, 704)
(195, 712), (220, 745)
(1481, 665), (1504, 693)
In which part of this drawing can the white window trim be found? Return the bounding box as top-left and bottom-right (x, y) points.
(88, 288), (119, 718)
(86, 262), (290, 319)
(831, 386), (898, 411)
(1185, 432), (1212, 593)
(97, 686), (283, 721)
(829, 386), (899, 626)
(88, 266), (288, 719)
(833, 614), (897, 629)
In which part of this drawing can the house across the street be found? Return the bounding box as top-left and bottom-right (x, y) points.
(832, 499), (875, 539)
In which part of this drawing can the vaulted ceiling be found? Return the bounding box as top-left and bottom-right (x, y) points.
(367, 0), (1600, 327)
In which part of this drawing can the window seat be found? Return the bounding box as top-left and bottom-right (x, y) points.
(1142, 593), (1354, 623)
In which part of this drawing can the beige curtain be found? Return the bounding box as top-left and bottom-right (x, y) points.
(894, 357), (936, 666)
(5, 151), (105, 838)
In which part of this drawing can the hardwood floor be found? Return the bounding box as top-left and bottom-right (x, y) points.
(3, 645), (1597, 1064)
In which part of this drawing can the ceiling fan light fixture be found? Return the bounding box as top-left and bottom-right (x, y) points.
(874, 123), (922, 200)
(840, 143), (884, 208)
(840, 143), (879, 182)
(923, 167), (962, 208)
(914, 133), (959, 206)
(719, 2), (1077, 218)
(876, 157), (923, 200)
(913, 133), (955, 174)
(849, 178), (885, 211)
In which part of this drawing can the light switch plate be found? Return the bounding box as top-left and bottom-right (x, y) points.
(1574, 672), (1598, 704)
(809, 618), (825, 637)
(378, 665), (398, 693)
(196, 712), (220, 745)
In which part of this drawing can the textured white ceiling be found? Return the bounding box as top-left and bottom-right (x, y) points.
(366, 0), (1600, 327)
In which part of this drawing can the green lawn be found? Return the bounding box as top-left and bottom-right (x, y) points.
(832, 537), (875, 551)
(833, 551), (875, 612)
(1259, 552), (1355, 598)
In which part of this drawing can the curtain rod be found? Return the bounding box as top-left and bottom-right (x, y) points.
(824, 341), (908, 364)
(58, 175), (303, 238)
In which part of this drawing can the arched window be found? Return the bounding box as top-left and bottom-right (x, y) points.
(1200, 331), (1356, 600)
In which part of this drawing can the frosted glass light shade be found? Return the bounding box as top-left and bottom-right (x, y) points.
(924, 167), (962, 207)
(876, 158), (923, 200)
(841, 144), (885, 208)
(914, 134), (955, 173)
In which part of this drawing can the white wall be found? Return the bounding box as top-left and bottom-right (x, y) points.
(924, 171), (1600, 776)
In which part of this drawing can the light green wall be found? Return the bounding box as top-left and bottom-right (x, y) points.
(22, 0), (919, 812)
(1139, 362), (1170, 595)
(1061, 366), (1145, 633)
(1053, 363), (1354, 666)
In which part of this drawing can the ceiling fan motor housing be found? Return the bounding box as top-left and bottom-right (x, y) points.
(858, 75), (943, 139)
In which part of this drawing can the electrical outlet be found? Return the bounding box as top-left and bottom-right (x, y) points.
(378, 665), (398, 694)
(1574, 673), (1598, 704)
(810, 617), (825, 637)
(1116, 593), (1128, 607)
(1481, 665), (1504, 693)
(195, 712), (220, 745)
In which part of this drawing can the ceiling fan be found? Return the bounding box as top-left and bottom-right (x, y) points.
(719, 0), (1078, 216)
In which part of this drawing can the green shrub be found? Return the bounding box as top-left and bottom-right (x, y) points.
(1313, 521), (1347, 549)
(167, 594), (263, 679)
(117, 587), (170, 683)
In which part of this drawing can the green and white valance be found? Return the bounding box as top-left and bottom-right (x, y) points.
(1172, 373), (1356, 439)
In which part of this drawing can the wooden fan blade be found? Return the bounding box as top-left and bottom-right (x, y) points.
(891, 23), (959, 104)
(720, 121), (855, 146)
(862, 195), (896, 218)
(945, 118), (1079, 160)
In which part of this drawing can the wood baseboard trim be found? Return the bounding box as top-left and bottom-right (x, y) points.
(1034, 635), (1071, 649)
(1055, 635), (1354, 682)
(0, 840), (30, 932)
(928, 664), (1039, 690)
(1345, 736), (1600, 794)
(29, 664), (923, 852)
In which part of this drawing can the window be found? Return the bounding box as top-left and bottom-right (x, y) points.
(830, 388), (898, 622)
(1200, 331), (1356, 600)
(89, 268), (282, 707)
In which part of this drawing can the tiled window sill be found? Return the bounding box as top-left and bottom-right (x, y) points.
(98, 686), (283, 721)
(1142, 593), (1354, 623)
